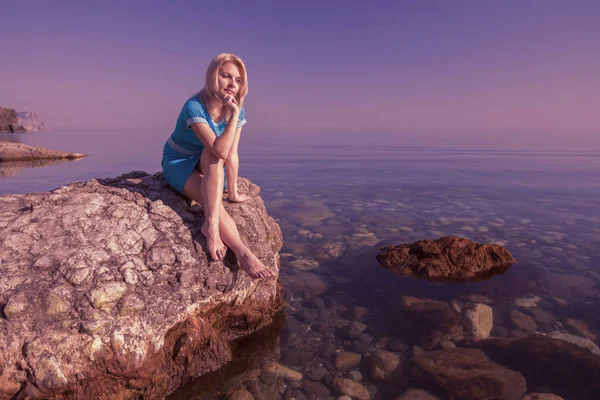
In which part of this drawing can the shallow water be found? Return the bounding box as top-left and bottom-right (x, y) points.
(2, 129), (600, 399)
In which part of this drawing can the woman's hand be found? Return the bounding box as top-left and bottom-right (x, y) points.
(222, 95), (240, 114)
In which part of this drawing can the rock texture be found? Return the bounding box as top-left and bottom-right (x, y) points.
(412, 348), (527, 400)
(0, 142), (86, 162)
(17, 111), (47, 132)
(0, 172), (284, 398)
(0, 107), (25, 133)
(377, 236), (515, 280)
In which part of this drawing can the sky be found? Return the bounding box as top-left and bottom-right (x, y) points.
(1, 0), (599, 136)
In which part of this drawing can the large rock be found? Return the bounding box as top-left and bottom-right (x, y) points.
(0, 172), (284, 398)
(473, 334), (600, 399)
(0, 142), (86, 162)
(0, 107), (25, 133)
(398, 296), (462, 349)
(17, 111), (47, 132)
(377, 237), (515, 280)
(412, 348), (527, 400)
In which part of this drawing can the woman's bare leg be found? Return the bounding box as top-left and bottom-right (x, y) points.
(225, 153), (249, 203)
(217, 206), (275, 278)
(184, 150), (227, 260)
(183, 153), (274, 278)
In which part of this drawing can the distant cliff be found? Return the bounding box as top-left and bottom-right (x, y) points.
(17, 111), (47, 131)
(0, 107), (26, 133)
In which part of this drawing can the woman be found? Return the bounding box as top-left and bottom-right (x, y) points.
(162, 53), (274, 279)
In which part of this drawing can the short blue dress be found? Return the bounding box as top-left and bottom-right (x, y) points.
(161, 95), (247, 195)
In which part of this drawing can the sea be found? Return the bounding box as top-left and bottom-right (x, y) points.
(1, 128), (599, 399)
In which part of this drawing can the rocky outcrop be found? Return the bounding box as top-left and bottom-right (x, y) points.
(0, 107), (26, 133)
(17, 111), (47, 131)
(377, 236), (515, 280)
(412, 348), (527, 400)
(0, 172), (284, 398)
(0, 142), (86, 162)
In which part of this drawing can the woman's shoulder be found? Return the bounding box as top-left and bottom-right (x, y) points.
(182, 94), (208, 117)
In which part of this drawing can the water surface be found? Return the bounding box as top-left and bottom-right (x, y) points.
(2, 129), (599, 399)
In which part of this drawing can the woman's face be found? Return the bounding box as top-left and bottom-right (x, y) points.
(217, 62), (242, 99)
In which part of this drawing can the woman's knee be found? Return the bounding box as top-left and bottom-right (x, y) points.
(201, 149), (224, 170)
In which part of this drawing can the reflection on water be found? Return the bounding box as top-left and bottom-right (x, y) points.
(0, 133), (22, 144)
(0, 158), (85, 178)
(2, 130), (600, 399)
(169, 313), (286, 399)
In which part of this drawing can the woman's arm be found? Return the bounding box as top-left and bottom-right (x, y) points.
(190, 109), (240, 160)
(225, 127), (244, 199)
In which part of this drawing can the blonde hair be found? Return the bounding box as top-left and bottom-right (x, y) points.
(199, 53), (248, 121)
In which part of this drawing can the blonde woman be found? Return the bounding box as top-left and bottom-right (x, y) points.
(162, 53), (273, 279)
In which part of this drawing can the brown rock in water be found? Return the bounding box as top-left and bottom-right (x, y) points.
(472, 334), (600, 400)
(509, 310), (537, 331)
(332, 378), (371, 400)
(464, 303), (493, 339)
(334, 351), (362, 370)
(0, 172), (284, 399)
(564, 318), (597, 341)
(398, 296), (462, 349)
(412, 348), (527, 400)
(365, 350), (404, 384)
(522, 394), (564, 400)
(0, 141), (86, 162)
(396, 387), (441, 400)
(377, 236), (515, 280)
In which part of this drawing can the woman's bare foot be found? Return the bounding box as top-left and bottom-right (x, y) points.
(226, 193), (250, 203)
(237, 250), (275, 279)
(201, 222), (227, 260)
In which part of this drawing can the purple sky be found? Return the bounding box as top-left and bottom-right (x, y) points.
(1, 0), (599, 135)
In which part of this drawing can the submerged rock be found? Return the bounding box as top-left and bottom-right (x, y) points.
(365, 350), (403, 384)
(332, 378), (371, 400)
(547, 331), (600, 355)
(463, 303), (493, 339)
(522, 394), (564, 400)
(0, 141), (86, 162)
(0, 172), (284, 398)
(412, 348), (527, 400)
(509, 310), (538, 331)
(398, 296), (462, 349)
(473, 334), (600, 399)
(377, 236), (515, 280)
(396, 387), (441, 399)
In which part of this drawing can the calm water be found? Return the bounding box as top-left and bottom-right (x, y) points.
(2, 130), (600, 399)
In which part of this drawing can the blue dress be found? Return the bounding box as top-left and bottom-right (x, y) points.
(161, 95), (247, 195)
